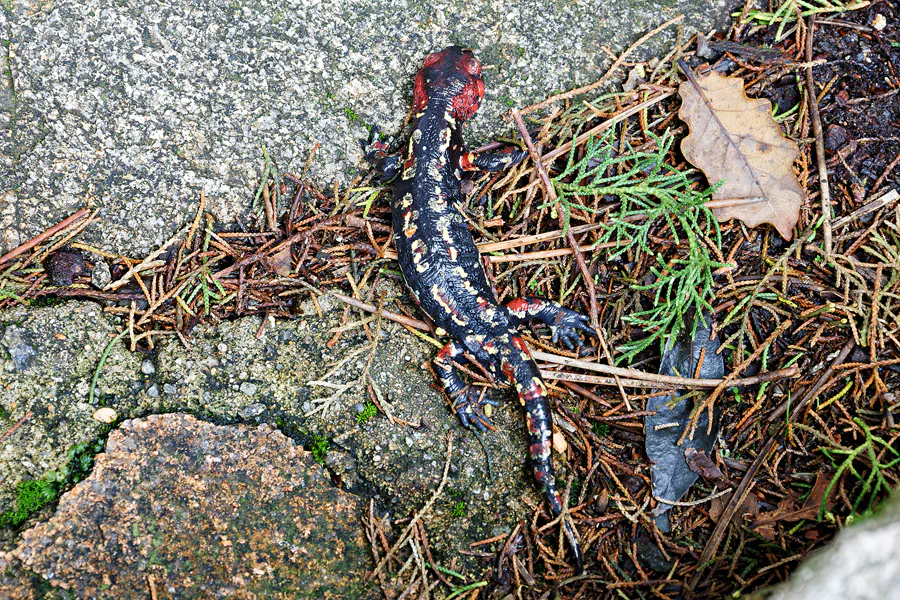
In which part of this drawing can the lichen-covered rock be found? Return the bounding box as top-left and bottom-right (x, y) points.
(0, 302), (141, 516)
(8, 413), (376, 599)
(0, 291), (548, 582)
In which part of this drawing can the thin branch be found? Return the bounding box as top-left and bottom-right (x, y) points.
(0, 208), (90, 267)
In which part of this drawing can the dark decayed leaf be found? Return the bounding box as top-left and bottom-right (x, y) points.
(751, 473), (833, 529)
(684, 447), (725, 480)
(646, 312), (725, 531)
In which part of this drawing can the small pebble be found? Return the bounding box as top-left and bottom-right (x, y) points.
(141, 358), (155, 375)
(92, 407), (117, 423)
(824, 124), (851, 151)
(872, 13), (886, 30)
(239, 402), (265, 418)
(353, 403), (365, 414)
(239, 382), (258, 396)
(146, 384), (160, 398)
(91, 260), (112, 289)
(163, 383), (178, 395)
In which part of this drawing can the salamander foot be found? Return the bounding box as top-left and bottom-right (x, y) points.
(360, 126), (399, 182)
(549, 308), (596, 351)
(451, 386), (499, 432)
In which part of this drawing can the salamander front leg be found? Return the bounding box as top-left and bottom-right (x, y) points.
(503, 298), (596, 350)
(360, 126), (400, 183)
(434, 341), (499, 432)
(459, 147), (528, 173)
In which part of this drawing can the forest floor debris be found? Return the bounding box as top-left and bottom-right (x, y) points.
(1, 1), (899, 597)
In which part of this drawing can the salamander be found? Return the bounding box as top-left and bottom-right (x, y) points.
(364, 46), (592, 573)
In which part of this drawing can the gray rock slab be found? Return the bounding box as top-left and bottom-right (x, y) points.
(2, 0), (732, 256)
(0, 301), (141, 518)
(758, 493), (900, 600)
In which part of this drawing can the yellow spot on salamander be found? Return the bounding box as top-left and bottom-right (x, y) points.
(429, 194), (447, 212)
(462, 280), (480, 296)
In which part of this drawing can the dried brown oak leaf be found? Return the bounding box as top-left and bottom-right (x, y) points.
(678, 67), (802, 240)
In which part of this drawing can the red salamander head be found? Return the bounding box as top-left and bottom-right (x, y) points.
(413, 46), (485, 122)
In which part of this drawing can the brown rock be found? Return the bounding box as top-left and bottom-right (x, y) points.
(44, 251), (85, 286)
(8, 413), (375, 599)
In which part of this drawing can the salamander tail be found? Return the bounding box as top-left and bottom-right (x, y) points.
(512, 350), (584, 574)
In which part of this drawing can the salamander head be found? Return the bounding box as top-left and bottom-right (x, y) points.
(413, 46), (484, 122)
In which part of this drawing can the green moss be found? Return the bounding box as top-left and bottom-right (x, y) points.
(355, 400), (378, 425)
(568, 477), (582, 507)
(343, 107), (358, 122)
(0, 437), (106, 529)
(28, 296), (66, 308)
(450, 501), (466, 518)
(592, 422), (609, 438)
(310, 434), (330, 463)
(0, 478), (56, 527)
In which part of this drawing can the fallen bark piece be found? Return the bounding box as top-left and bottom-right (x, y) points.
(646, 313), (724, 531)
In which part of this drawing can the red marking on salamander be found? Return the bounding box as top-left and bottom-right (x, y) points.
(436, 344), (453, 361)
(511, 335), (532, 357)
(506, 298), (529, 313)
(413, 72), (429, 113)
(451, 79), (484, 121)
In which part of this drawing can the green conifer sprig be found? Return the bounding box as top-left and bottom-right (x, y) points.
(550, 130), (727, 362)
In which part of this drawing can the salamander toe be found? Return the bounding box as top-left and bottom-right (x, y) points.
(451, 386), (498, 432)
(550, 308), (596, 349)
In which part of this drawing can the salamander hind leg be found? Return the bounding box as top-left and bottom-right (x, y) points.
(503, 298), (596, 350)
(434, 341), (499, 432)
